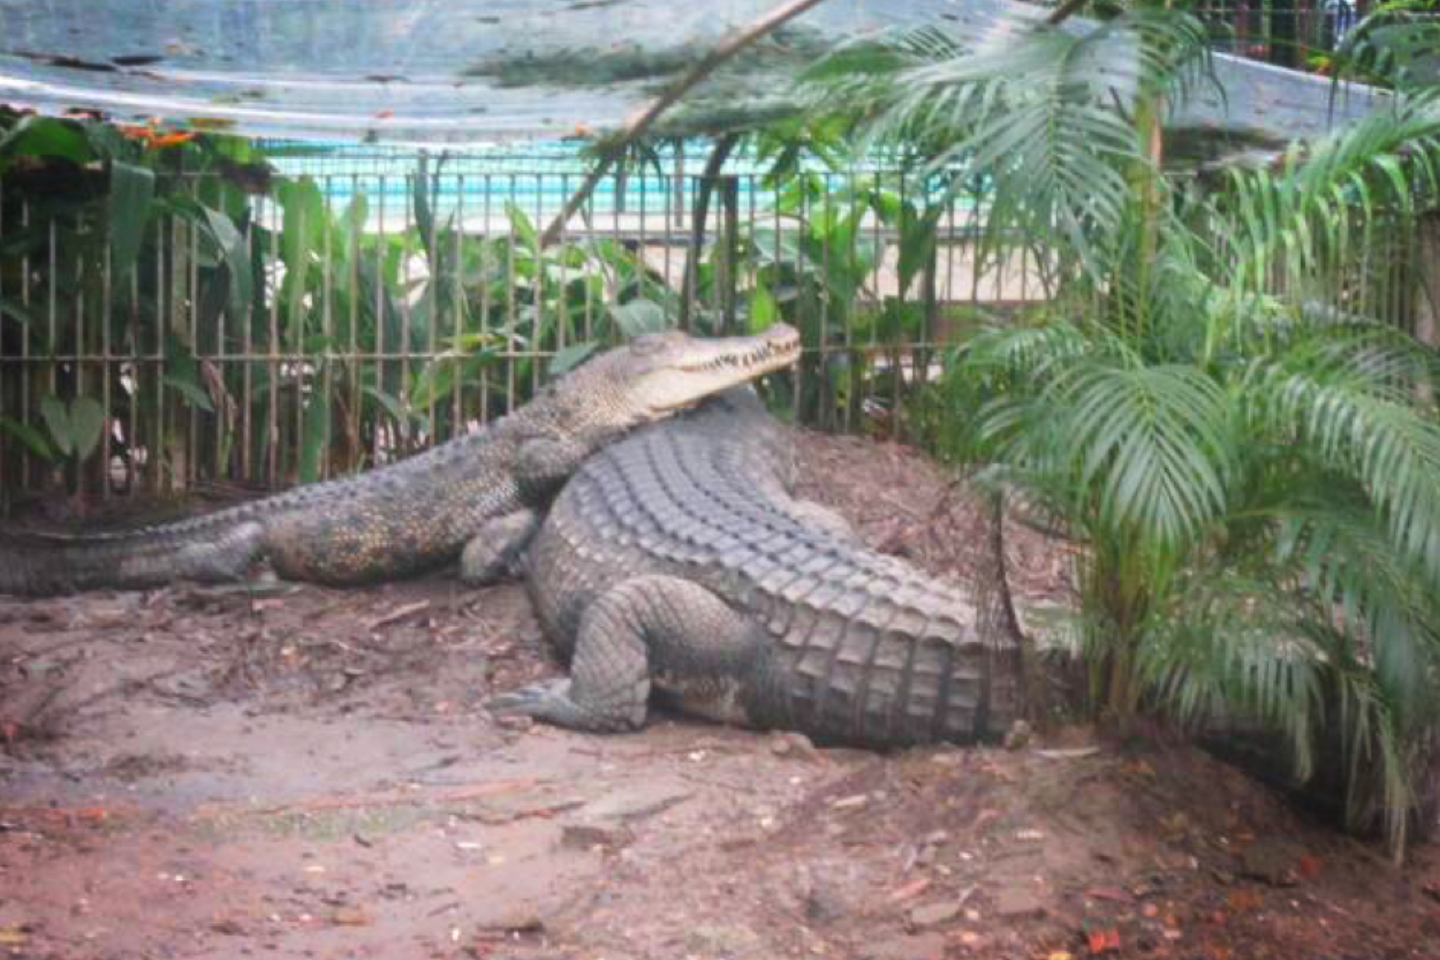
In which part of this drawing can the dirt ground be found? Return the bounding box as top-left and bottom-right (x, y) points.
(2, 428), (1439, 960)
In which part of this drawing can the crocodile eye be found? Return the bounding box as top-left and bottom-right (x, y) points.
(630, 330), (685, 356)
(630, 333), (667, 355)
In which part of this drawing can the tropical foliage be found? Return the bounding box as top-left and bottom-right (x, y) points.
(808, 8), (1440, 855)
(0, 113), (676, 494)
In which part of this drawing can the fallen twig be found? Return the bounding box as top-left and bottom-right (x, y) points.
(366, 599), (431, 630)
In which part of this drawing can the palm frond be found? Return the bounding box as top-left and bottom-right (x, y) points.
(1327, 5), (1440, 94)
(1245, 356), (1440, 585)
(1210, 93), (1440, 321)
(1272, 495), (1440, 728)
(1139, 569), (1326, 780)
(807, 11), (1215, 280)
(1046, 362), (1235, 548)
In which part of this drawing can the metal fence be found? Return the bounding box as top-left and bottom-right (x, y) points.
(0, 160), (1050, 509)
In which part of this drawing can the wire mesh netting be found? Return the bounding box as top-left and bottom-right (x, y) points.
(0, 0), (1387, 145)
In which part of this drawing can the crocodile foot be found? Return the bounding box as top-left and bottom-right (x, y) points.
(487, 679), (644, 733)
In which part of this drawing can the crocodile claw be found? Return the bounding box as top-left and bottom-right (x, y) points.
(487, 678), (643, 733)
(487, 679), (571, 716)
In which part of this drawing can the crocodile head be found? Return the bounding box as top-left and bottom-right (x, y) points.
(556, 323), (801, 426)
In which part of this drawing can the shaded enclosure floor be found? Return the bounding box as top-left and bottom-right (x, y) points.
(2, 427), (1438, 960)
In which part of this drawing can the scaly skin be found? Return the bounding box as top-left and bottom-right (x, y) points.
(497, 389), (1027, 748)
(0, 326), (800, 596)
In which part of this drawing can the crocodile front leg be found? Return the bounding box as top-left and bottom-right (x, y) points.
(489, 575), (762, 733)
(458, 509), (541, 586)
(513, 435), (595, 502)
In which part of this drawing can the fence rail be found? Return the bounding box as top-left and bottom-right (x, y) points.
(0, 165), (1052, 508)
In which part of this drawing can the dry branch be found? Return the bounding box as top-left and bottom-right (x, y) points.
(540, 0), (835, 247)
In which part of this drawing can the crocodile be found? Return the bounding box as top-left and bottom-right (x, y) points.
(0, 326), (800, 596)
(492, 388), (1027, 748)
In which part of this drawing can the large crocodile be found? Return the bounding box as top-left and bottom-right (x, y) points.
(492, 389), (1027, 748)
(0, 326), (800, 596)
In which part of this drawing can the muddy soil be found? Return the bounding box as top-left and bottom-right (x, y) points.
(2, 428), (1438, 960)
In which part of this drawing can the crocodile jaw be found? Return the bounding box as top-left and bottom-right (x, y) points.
(632, 323), (800, 416)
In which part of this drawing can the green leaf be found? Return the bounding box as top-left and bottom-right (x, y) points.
(362, 385), (415, 427)
(608, 299), (668, 338)
(413, 156), (436, 260)
(0, 116), (94, 168)
(505, 201), (540, 253)
(107, 161), (156, 278)
(198, 206), (252, 327)
(39, 396), (72, 457)
(297, 373), (332, 484)
(749, 282), (778, 330)
(409, 347), (498, 412)
(0, 416), (54, 461)
(68, 396), (105, 461)
(1052, 364), (1233, 547)
(163, 375), (215, 412)
(550, 341), (599, 376)
(0, 296), (34, 327)
(277, 176), (326, 347)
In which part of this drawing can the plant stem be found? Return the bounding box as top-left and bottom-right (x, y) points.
(680, 134), (741, 328)
(540, 0), (836, 248)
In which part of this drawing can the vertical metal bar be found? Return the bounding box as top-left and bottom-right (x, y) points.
(188, 206), (201, 485)
(783, 179), (799, 420)
(321, 174), (335, 479)
(534, 169), (544, 391)
(291, 196), (305, 478)
(570, 172), (594, 342)
(891, 171), (905, 441)
(673, 141), (685, 229)
(423, 165), (439, 442)
(480, 173), (492, 425)
(746, 171), (758, 324)
(401, 171), (414, 442)
(452, 172), (466, 434)
(556, 173), (568, 364)
(969, 179), (983, 309)
(818, 175), (832, 431)
(170, 212), (189, 489)
(681, 172), (697, 330)
(943, 183), (956, 305)
(611, 164), (623, 338)
(101, 231), (113, 498)
(18, 201), (32, 488)
(505, 175), (517, 414)
(153, 216), (167, 493)
(0, 176), (7, 503)
(214, 179), (229, 482)
(636, 166), (648, 327)
(74, 222), (87, 497)
(269, 194), (283, 486)
(721, 176), (739, 334)
(661, 166), (674, 329)
(347, 173), (361, 472)
(375, 174), (387, 459)
(47, 218), (58, 410)
(241, 201), (255, 483)
(129, 254), (142, 494)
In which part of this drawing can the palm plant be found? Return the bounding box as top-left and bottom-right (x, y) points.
(810, 8), (1440, 856)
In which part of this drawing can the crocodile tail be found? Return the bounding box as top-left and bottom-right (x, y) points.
(0, 519), (265, 596)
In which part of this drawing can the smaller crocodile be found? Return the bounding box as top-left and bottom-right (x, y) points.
(0, 326), (800, 596)
(493, 389), (1026, 748)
